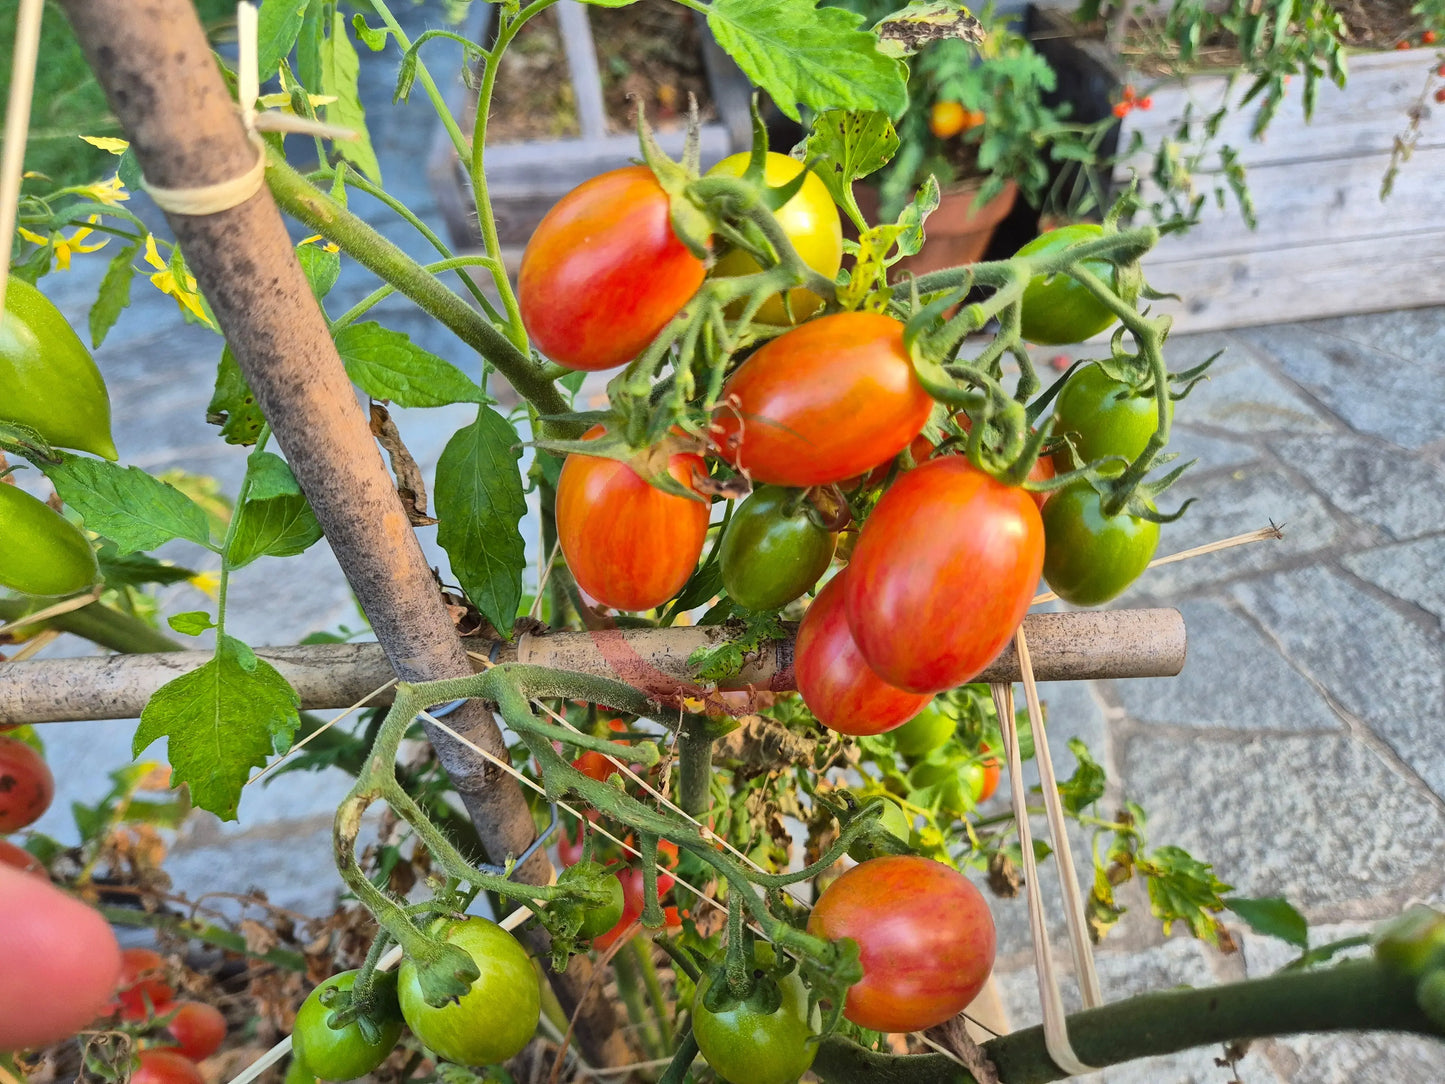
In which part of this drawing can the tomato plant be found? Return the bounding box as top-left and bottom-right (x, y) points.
(292, 971), (402, 1082)
(572, 750), (621, 784)
(1016, 224), (1129, 345)
(1041, 481), (1160, 605)
(160, 1001), (227, 1063)
(807, 856), (996, 1033)
(844, 457), (1044, 693)
(692, 943), (819, 1084)
(0, 482), (99, 598)
(707, 152), (843, 325)
(593, 863), (676, 950)
(517, 166), (706, 371)
(847, 797), (914, 862)
(130, 1049), (203, 1084)
(397, 917), (539, 1066)
(794, 571), (932, 735)
(1050, 362), (1172, 469)
(0, 275), (117, 459)
(718, 486), (836, 611)
(555, 426), (709, 612)
(0, 735), (55, 833)
(711, 312), (933, 488)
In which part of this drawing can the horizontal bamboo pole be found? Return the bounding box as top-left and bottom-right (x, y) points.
(0, 608), (1184, 725)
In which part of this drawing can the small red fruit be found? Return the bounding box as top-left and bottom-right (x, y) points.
(1138, 96), (1153, 110)
(161, 1001), (228, 1062)
(1396, 39), (1412, 50)
(0, 839), (47, 879)
(1435, 87), (1445, 103)
(1112, 101), (1131, 118)
(1422, 29), (1437, 44)
(116, 947), (175, 1021)
(131, 1049), (204, 1084)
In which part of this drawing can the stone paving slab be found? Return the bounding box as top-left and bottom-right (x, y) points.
(1344, 535), (1445, 628)
(1230, 565), (1445, 801)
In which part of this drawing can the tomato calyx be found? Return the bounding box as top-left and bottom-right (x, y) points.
(634, 103), (713, 261)
(310, 969), (402, 1046)
(535, 422), (709, 505)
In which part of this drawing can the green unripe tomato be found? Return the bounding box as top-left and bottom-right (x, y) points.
(1015, 224), (1132, 346)
(847, 797), (914, 862)
(890, 701), (956, 759)
(1041, 481), (1159, 607)
(1418, 969), (1445, 1030)
(707, 152), (843, 326)
(397, 916), (540, 1066)
(1051, 362), (1173, 469)
(719, 486), (836, 611)
(1, 276), (118, 459)
(1374, 907), (1445, 976)
(0, 482), (99, 596)
(692, 943), (819, 1084)
(576, 872), (626, 940)
(292, 971), (402, 1082)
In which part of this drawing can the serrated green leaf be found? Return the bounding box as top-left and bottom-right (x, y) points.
(297, 0), (324, 90)
(707, 0), (908, 124)
(228, 493), (324, 568)
(1141, 844), (1233, 943)
(257, 0), (311, 75)
(298, 240), (340, 302)
(1225, 896), (1308, 949)
(434, 408), (528, 637)
(90, 242), (137, 348)
(805, 109), (899, 218)
(44, 454), (211, 554)
(322, 11), (382, 183)
(133, 635), (301, 820)
(243, 452), (304, 501)
(334, 322), (488, 408)
(168, 611), (216, 636)
(95, 542), (199, 589)
(207, 347), (267, 446)
(117, 149), (143, 192)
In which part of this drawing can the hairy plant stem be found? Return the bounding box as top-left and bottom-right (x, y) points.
(676, 713), (714, 818)
(811, 958), (1440, 1084)
(263, 151), (566, 418)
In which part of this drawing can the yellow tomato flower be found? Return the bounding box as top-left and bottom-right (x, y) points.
(52, 217), (109, 270)
(75, 174), (130, 207)
(144, 234), (214, 327)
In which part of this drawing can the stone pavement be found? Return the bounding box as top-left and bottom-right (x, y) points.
(14, 5), (1445, 1081)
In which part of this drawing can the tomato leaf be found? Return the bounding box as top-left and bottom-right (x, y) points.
(297, 239), (340, 303)
(687, 610), (786, 682)
(44, 454), (213, 555)
(243, 451), (306, 501)
(208, 347), (267, 446)
(90, 240), (137, 348)
(707, 0), (907, 124)
(435, 408), (528, 639)
(1224, 896), (1308, 949)
(804, 109), (899, 231)
(95, 542), (199, 589)
(321, 10), (382, 183)
(134, 635), (301, 820)
(257, 0), (311, 76)
(1056, 736), (1106, 814)
(168, 611), (216, 637)
(228, 494), (324, 567)
(334, 322), (489, 408)
(1139, 844), (1234, 945)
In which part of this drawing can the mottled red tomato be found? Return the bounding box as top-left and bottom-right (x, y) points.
(130, 1049), (204, 1084)
(844, 457), (1044, 693)
(976, 742), (1001, 802)
(0, 735), (53, 832)
(556, 426), (709, 612)
(711, 312), (933, 487)
(794, 571), (932, 735)
(572, 750), (622, 783)
(807, 856), (996, 1033)
(518, 166), (707, 371)
(161, 1001), (227, 1062)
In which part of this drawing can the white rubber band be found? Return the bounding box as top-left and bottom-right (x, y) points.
(142, 133), (267, 216)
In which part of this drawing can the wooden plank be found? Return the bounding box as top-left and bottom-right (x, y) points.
(556, 1), (608, 142)
(1132, 229), (1445, 333)
(1135, 145), (1445, 260)
(1116, 45), (1445, 173)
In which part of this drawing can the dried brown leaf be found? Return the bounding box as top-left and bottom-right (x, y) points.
(370, 402), (437, 526)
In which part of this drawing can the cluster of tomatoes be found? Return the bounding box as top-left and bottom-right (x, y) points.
(927, 100), (987, 139)
(109, 949), (227, 1084)
(521, 155), (1167, 742)
(290, 915), (539, 1080)
(1111, 83), (1155, 119)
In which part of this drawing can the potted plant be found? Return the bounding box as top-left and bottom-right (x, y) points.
(830, 2), (1114, 271)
